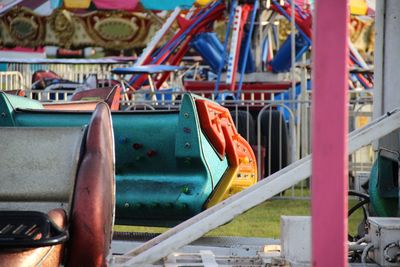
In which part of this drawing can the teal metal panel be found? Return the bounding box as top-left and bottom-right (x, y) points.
(369, 155), (399, 217)
(0, 93), (229, 226)
(113, 113), (179, 173)
(200, 133), (228, 195)
(113, 110), (209, 225)
(115, 94), (228, 226)
(0, 92), (43, 126)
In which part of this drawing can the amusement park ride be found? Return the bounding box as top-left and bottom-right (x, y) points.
(1, 0), (400, 266)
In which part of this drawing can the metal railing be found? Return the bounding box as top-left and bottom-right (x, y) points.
(4, 63), (128, 89)
(0, 71), (25, 91)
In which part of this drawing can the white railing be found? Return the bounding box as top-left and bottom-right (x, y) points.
(4, 63), (128, 89)
(0, 71), (25, 91)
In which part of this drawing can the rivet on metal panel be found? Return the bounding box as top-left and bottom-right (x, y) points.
(1, 112), (6, 118)
(184, 112), (189, 118)
(184, 142), (191, 149)
(181, 186), (191, 195)
(124, 202), (130, 208)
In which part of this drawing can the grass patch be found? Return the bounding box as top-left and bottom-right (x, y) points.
(115, 198), (364, 239)
(207, 199), (309, 239)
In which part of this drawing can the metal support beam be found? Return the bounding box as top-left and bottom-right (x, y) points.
(373, 0), (400, 151)
(110, 108), (400, 266)
(373, 0), (385, 121)
(311, 0), (348, 266)
(134, 7), (181, 66)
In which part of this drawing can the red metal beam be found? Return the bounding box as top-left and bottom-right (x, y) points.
(311, 0), (349, 266)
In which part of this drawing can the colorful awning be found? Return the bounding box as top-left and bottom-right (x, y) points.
(140, 0), (195, 10)
(53, 0), (200, 11)
(92, 0), (140, 11)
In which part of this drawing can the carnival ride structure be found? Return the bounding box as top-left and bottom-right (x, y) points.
(0, 0), (375, 187)
(2, 0), (398, 266)
(0, 101), (115, 266)
(0, 91), (257, 227)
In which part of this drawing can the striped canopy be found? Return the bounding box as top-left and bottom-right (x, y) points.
(51, 0), (206, 10)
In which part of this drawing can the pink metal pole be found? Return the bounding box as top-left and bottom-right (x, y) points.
(311, 0), (349, 266)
